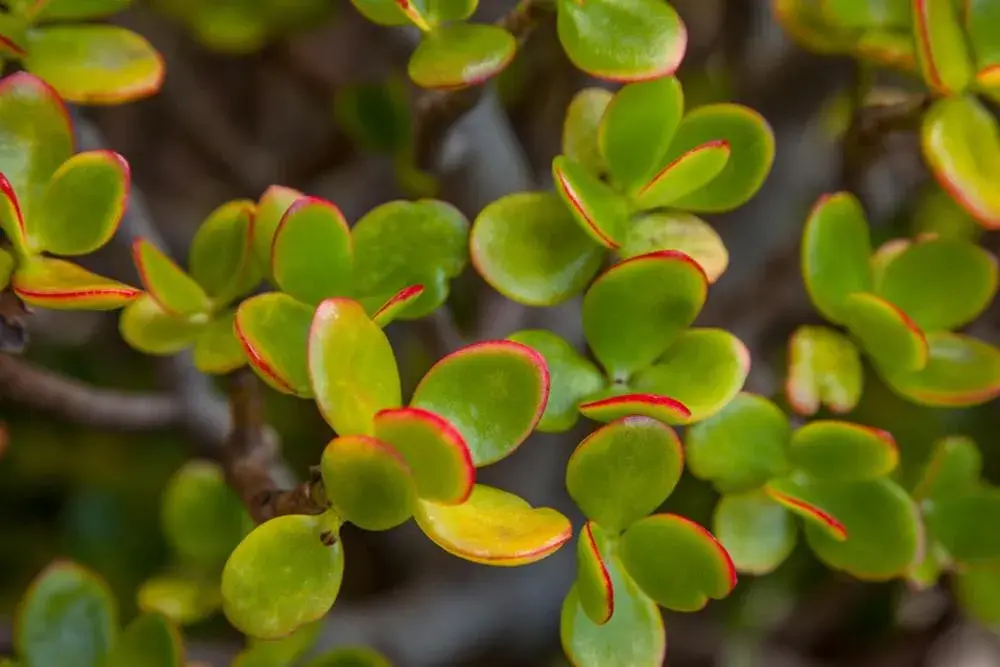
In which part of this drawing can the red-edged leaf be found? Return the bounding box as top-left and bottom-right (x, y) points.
(578, 393), (691, 426)
(765, 477), (848, 541)
(13, 256), (140, 310)
(0, 173), (28, 255)
(371, 285), (424, 328)
(633, 140), (731, 211)
(552, 156), (629, 249)
(132, 238), (212, 317)
(912, 0), (975, 95)
(576, 522), (614, 625)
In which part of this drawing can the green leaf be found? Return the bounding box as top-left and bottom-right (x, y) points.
(0, 175), (29, 256)
(414, 484), (571, 566)
(801, 192), (873, 322)
(308, 298), (401, 436)
(161, 460), (251, 571)
(119, 295), (205, 356)
(137, 574), (220, 626)
(107, 613), (182, 667)
(32, 150), (129, 256)
(223, 514), (344, 639)
(133, 238), (212, 317)
(302, 647), (392, 667)
(913, 436), (982, 502)
(410, 340), (549, 467)
(566, 416), (683, 533)
(235, 621), (323, 667)
(955, 567), (1000, 626)
(660, 104), (775, 213)
(618, 514), (737, 612)
(12, 256), (140, 310)
(370, 285), (425, 327)
(789, 421), (898, 482)
(583, 250), (707, 378)
(912, 0), (974, 95)
(0, 72), (72, 233)
(193, 311), (246, 374)
(633, 140), (731, 211)
(349, 0), (409, 26)
(921, 95), (1000, 229)
(578, 393), (691, 425)
(15, 561), (117, 667)
(620, 212), (728, 283)
(552, 156), (630, 249)
(713, 491), (796, 575)
(883, 332), (1000, 406)
(373, 406), (474, 504)
(506, 329), (604, 433)
(35, 0), (131, 20)
(25, 26), (164, 104)
(875, 237), (998, 331)
(686, 393), (792, 492)
(764, 476), (849, 541)
(967, 0), (1000, 77)
(353, 199), (469, 318)
(321, 435), (416, 531)
(270, 196), (353, 306)
(471, 191), (603, 307)
(843, 292), (928, 374)
(786, 325), (863, 416)
(631, 328), (750, 424)
(576, 522), (614, 625)
(252, 185), (301, 275)
(0, 248), (13, 291)
(820, 0), (909, 28)
(408, 24), (516, 90)
(556, 0), (686, 82)
(563, 88), (614, 176)
(235, 293), (314, 396)
(598, 77), (684, 191)
(189, 200), (261, 304)
(926, 488), (1000, 565)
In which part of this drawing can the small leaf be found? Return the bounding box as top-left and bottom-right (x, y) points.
(410, 340), (549, 467)
(408, 24), (516, 90)
(566, 416), (683, 532)
(161, 460), (251, 571)
(133, 238), (212, 317)
(927, 488), (1000, 565)
(786, 325), (864, 416)
(189, 200), (261, 304)
(764, 476), (849, 541)
(308, 298), (401, 436)
(631, 328), (750, 424)
(598, 77), (684, 190)
(506, 329), (604, 433)
(353, 199), (468, 318)
(619, 514), (737, 612)
(577, 393), (691, 426)
(32, 150), (129, 256)
(414, 484), (571, 566)
(801, 192), (873, 323)
(686, 392), (792, 492)
(955, 567), (1000, 626)
(302, 647), (392, 667)
(13, 256), (140, 310)
(349, 0), (409, 26)
(556, 0), (687, 82)
(370, 285), (425, 327)
(119, 295), (204, 356)
(107, 613), (182, 667)
(576, 522), (614, 625)
(620, 212), (728, 283)
(193, 311), (246, 374)
(563, 87), (614, 176)
(0, 174), (28, 256)
(552, 156), (630, 249)
(25, 25), (164, 104)
(15, 561), (117, 667)
(583, 250), (707, 378)
(633, 140), (731, 211)
(223, 514), (345, 639)
(843, 292), (928, 374)
(252, 185), (301, 274)
(137, 575), (220, 626)
(912, 0), (974, 95)
(883, 332), (1000, 406)
(714, 491), (796, 575)
(470, 191), (604, 306)
(321, 435), (416, 531)
(790, 421), (898, 482)
(271, 196), (353, 306)
(921, 95), (1000, 229)
(235, 292), (314, 396)
(373, 406), (474, 504)
(967, 0), (1000, 77)
(913, 436), (982, 503)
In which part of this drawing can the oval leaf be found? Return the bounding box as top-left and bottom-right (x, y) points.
(408, 24), (515, 89)
(843, 292), (928, 374)
(137, 574), (221, 627)
(414, 484), (571, 566)
(133, 238), (211, 317)
(235, 292), (314, 396)
(119, 294), (205, 355)
(13, 256), (140, 310)
(576, 522), (614, 625)
(765, 476), (849, 541)
(786, 325), (864, 416)
(926, 488), (1000, 566)
(633, 140), (731, 211)
(566, 416), (684, 532)
(577, 393), (690, 426)
(271, 196), (353, 306)
(189, 200), (260, 304)
(913, 436), (982, 503)
(252, 185), (301, 274)
(913, 0), (974, 95)
(563, 87), (614, 176)
(107, 613), (182, 667)
(321, 435), (415, 531)
(410, 340), (549, 467)
(222, 514), (345, 639)
(620, 211), (728, 283)
(884, 332), (1000, 406)
(714, 491), (796, 575)
(789, 421), (899, 482)
(553, 155), (630, 249)
(193, 311), (247, 375)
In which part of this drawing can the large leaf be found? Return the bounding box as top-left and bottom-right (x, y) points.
(321, 435), (416, 531)
(789, 421), (898, 482)
(576, 522), (614, 625)
(566, 416), (683, 533)
(552, 155), (630, 249)
(583, 250), (707, 378)
(471, 191), (603, 306)
(107, 613), (182, 667)
(620, 212), (729, 283)
(926, 488), (1000, 565)
(15, 561), (117, 667)
(686, 392), (792, 492)
(912, 0), (974, 95)
(786, 325), (863, 416)
(251, 185), (301, 274)
(25, 25), (164, 104)
(133, 239), (212, 317)
(13, 256), (140, 310)
(842, 292), (928, 374)
(556, 0), (686, 82)
(119, 295), (204, 355)
(222, 514), (345, 639)
(414, 485), (571, 566)
(956, 567), (1000, 626)
(633, 140), (731, 211)
(883, 332), (1000, 406)
(408, 24), (515, 89)
(410, 341), (549, 467)
(563, 87), (614, 176)
(270, 196), (353, 306)
(714, 491), (796, 575)
(235, 293), (314, 396)
(188, 200), (260, 304)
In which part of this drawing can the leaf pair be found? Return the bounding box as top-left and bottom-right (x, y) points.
(689, 393), (922, 580)
(0, 0), (163, 104)
(0, 73), (140, 310)
(801, 192), (1000, 409)
(508, 250), (750, 433)
(561, 416), (736, 667)
(14, 560), (183, 667)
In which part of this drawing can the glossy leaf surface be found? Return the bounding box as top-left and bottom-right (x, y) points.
(786, 325), (863, 415)
(790, 421), (898, 482)
(563, 87), (613, 175)
(119, 295), (204, 355)
(235, 293), (314, 396)
(271, 197), (353, 306)
(189, 200), (259, 303)
(843, 292), (927, 374)
(252, 185), (301, 273)
(193, 311), (246, 374)
(633, 140), (731, 210)
(321, 435), (415, 531)
(13, 256), (140, 310)
(714, 491), (796, 575)
(576, 522), (614, 625)
(620, 212), (728, 283)
(408, 24), (515, 89)
(371, 285), (425, 327)
(133, 239), (211, 317)
(553, 155), (629, 249)
(883, 332), (1000, 406)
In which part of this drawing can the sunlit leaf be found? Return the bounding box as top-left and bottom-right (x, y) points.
(133, 238), (212, 317)
(620, 212), (728, 283)
(553, 155), (630, 249)
(137, 574), (220, 627)
(633, 140), (731, 211)
(883, 332), (1000, 406)
(321, 435), (416, 531)
(563, 88), (614, 176)
(370, 285), (425, 327)
(252, 185), (301, 275)
(271, 196), (353, 306)
(912, 0), (974, 95)
(408, 24), (516, 89)
(790, 421), (898, 482)
(193, 311), (246, 374)
(843, 292), (928, 374)
(578, 393), (690, 425)
(189, 200), (260, 304)
(119, 295), (204, 355)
